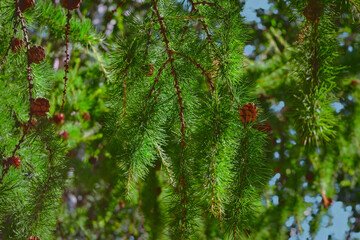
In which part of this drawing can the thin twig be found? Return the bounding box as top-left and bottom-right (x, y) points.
(107, 0), (127, 21)
(60, 10), (71, 113)
(152, 0), (188, 233)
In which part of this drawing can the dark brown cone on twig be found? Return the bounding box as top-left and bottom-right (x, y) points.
(11, 38), (23, 53)
(28, 46), (45, 64)
(303, 0), (324, 23)
(83, 112), (91, 121)
(60, 130), (69, 140)
(239, 103), (259, 125)
(53, 113), (65, 125)
(31, 98), (50, 117)
(6, 156), (21, 168)
(61, 0), (82, 10)
(28, 237), (41, 240)
(89, 156), (97, 165)
(18, 0), (35, 12)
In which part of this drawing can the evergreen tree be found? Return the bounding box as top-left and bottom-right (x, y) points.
(0, 0), (359, 239)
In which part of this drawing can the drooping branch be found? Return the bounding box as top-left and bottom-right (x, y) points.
(152, 0), (188, 233)
(188, 0), (218, 54)
(107, 0), (127, 21)
(60, 10), (71, 113)
(152, 0), (186, 146)
(145, 58), (170, 109)
(0, 1), (36, 184)
(349, 0), (360, 15)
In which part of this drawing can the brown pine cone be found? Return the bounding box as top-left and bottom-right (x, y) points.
(31, 98), (50, 117)
(53, 113), (65, 125)
(82, 112), (91, 121)
(6, 156), (21, 168)
(89, 156), (97, 165)
(60, 130), (69, 140)
(18, 0), (35, 12)
(239, 103), (259, 125)
(28, 237), (41, 240)
(11, 38), (23, 53)
(61, 0), (82, 10)
(303, 0), (323, 23)
(28, 46), (45, 64)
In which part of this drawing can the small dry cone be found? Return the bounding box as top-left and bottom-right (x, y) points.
(60, 130), (69, 140)
(239, 103), (259, 126)
(305, 172), (314, 182)
(28, 46), (46, 64)
(89, 156), (97, 165)
(31, 98), (50, 117)
(321, 189), (333, 208)
(28, 237), (41, 240)
(53, 113), (65, 125)
(11, 38), (23, 53)
(61, 0), (82, 10)
(18, 0), (35, 12)
(303, 0), (324, 23)
(6, 156), (21, 168)
(83, 112), (91, 121)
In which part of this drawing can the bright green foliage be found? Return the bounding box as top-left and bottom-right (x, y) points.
(105, 1), (270, 238)
(1, 0), (360, 239)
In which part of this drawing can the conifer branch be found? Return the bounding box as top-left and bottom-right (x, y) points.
(145, 27), (152, 55)
(123, 72), (127, 117)
(188, 0), (218, 55)
(145, 58), (170, 109)
(32, 144), (56, 222)
(193, 1), (217, 7)
(209, 121), (222, 218)
(0, 1), (37, 184)
(152, 0), (189, 234)
(310, 22), (320, 87)
(107, 0), (127, 20)
(89, 40), (110, 79)
(152, 0), (186, 145)
(179, 25), (189, 43)
(231, 136), (250, 239)
(60, 10), (71, 113)
(349, 0), (360, 15)
(17, 3), (34, 107)
(155, 143), (174, 185)
(126, 164), (133, 196)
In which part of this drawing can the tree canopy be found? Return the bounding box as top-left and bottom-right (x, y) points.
(0, 0), (360, 239)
